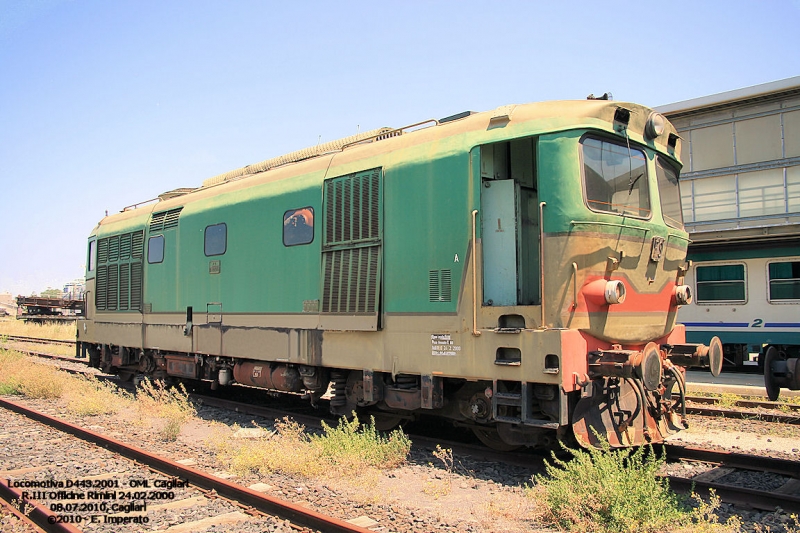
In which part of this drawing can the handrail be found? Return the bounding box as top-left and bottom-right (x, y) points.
(539, 202), (547, 328)
(471, 209), (481, 337)
(572, 262), (578, 310)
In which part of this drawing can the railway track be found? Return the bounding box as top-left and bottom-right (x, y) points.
(663, 444), (800, 513)
(1, 335), (76, 347)
(9, 341), (800, 519)
(0, 397), (374, 533)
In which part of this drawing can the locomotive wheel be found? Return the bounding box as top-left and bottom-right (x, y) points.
(764, 346), (782, 402)
(472, 427), (520, 451)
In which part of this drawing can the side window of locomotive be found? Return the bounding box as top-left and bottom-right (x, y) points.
(768, 261), (800, 301)
(695, 264), (746, 303)
(283, 207), (314, 246)
(582, 137), (650, 218)
(656, 156), (683, 230)
(204, 223), (227, 256)
(87, 239), (97, 273)
(148, 235), (165, 264)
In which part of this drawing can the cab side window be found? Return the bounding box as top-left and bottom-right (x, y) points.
(205, 223), (227, 256)
(283, 207), (314, 246)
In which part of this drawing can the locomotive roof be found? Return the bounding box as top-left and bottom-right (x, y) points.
(94, 99), (677, 233)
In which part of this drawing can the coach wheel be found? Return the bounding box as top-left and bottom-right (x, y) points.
(707, 336), (723, 377)
(472, 427), (520, 452)
(764, 346), (782, 402)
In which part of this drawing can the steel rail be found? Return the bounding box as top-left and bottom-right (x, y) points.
(0, 398), (373, 533)
(0, 478), (80, 533)
(667, 475), (800, 513)
(0, 335), (75, 347)
(663, 444), (800, 512)
(686, 404), (800, 425)
(686, 395), (800, 412)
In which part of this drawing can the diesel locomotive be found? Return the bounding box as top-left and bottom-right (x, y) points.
(76, 99), (722, 449)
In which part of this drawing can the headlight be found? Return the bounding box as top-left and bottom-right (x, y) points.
(645, 112), (666, 139)
(604, 280), (626, 305)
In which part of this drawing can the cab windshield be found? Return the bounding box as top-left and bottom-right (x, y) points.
(655, 156), (683, 229)
(582, 137), (650, 218)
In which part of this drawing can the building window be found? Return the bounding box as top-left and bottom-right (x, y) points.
(582, 137), (650, 218)
(204, 223), (227, 256)
(283, 207), (314, 246)
(768, 261), (800, 301)
(695, 264), (746, 303)
(148, 235), (165, 264)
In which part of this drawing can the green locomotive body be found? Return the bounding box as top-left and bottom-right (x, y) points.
(78, 100), (720, 449)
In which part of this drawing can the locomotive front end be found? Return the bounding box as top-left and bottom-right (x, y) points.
(538, 103), (722, 447)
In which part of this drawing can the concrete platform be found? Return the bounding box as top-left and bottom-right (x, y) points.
(685, 370), (800, 398)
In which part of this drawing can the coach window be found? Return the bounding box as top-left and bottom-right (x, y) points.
(582, 137), (650, 218)
(768, 261), (800, 301)
(204, 223), (227, 256)
(283, 207), (314, 246)
(87, 239), (97, 273)
(695, 264), (746, 303)
(148, 235), (165, 264)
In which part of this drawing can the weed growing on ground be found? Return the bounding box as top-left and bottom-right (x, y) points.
(209, 413), (411, 480)
(135, 379), (196, 441)
(423, 445), (455, 498)
(312, 414), (412, 471)
(0, 348), (131, 414)
(529, 440), (740, 533)
(65, 375), (132, 416)
(716, 392), (743, 409)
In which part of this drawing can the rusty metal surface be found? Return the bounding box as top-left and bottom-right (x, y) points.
(686, 404), (800, 425)
(668, 475), (800, 513)
(0, 397), (373, 533)
(0, 478), (81, 533)
(663, 444), (800, 478)
(664, 444), (800, 512)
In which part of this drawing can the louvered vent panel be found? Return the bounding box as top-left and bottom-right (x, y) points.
(131, 231), (144, 257)
(322, 246), (380, 313)
(106, 264), (119, 311)
(118, 263), (130, 310)
(93, 229), (143, 313)
(369, 172), (380, 240)
(164, 208), (183, 229)
(108, 236), (119, 262)
(429, 270), (452, 302)
(324, 168), (381, 247)
(119, 233), (132, 260)
(95, 266), (108, 310)
(97, 239), (109, 264)
(150, 211), (167, 232)
(130, 263), (143, 310)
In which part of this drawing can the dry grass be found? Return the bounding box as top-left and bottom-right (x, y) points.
(134, 379), (196, 441)
(0, 348), (130, 415)
(64, 375), (132, 416)
(209, 413), (411, 481)
(0, 318), (76, 341)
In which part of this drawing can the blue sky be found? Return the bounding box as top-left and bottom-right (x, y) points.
(1, 0), (798, 295)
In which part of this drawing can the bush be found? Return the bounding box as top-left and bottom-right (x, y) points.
(65, 375), (132, 416)
(135, 379), (196, 441)
(210, 413), (411, 479)
(531, 440), (738, 533)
